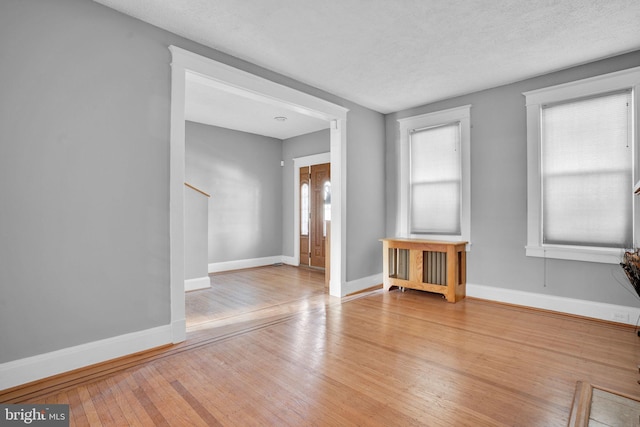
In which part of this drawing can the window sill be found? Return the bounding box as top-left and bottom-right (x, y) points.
(525, 245), (624, 264)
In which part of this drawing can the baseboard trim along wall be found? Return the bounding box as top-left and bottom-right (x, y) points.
(208, 256), (285, 273)
(184, 277), (211, 292)
(5, 274), (637, 391)
(467, 283), (640, 326)
(0, 325), (174, 391)
(281, 256), (297, 266)
(344, 273), (383, 297)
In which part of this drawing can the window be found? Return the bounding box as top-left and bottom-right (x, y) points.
(300, 182), (309, 236)
(323, 181), (331, 237)
(398, 105), (471, 243)
(542, 91), (632, 247)
(524, 66), (640, 263)
(410, 122), (461, 234)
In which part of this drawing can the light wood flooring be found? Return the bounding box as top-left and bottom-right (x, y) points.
(3, 265), (640, 426)
(186, 265), (329, 332)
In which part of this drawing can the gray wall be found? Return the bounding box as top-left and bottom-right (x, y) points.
(283, 110), (386, 282)
(185, 121), (283, 263)
(282, 129), (331, 258)
(0, 0), (172, 363)
(0, 0), (386, 364)
(345, 106), (387, 281)
(184, 186), (209, 280)
(385, 50), (640, 307)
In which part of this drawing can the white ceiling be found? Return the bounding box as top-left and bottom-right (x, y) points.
(185, 71), (329, 139)
(94, 0), (640, 137)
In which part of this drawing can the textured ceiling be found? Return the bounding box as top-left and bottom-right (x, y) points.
(94, 0), (640, 115)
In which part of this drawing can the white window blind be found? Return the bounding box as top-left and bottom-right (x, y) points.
(541, 90), (632, 248)
(410, 122), (461, 235)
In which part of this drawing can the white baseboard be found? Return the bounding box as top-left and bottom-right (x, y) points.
(467, 283), (640, 326)
(208, 256), (285, 273)
(281, 256), (297, 266)
(0, 324), (174, 391)
(343, 273), (383, 296)
(171, 318), (186, 344)
(184, 276), (211, 292)
(6, 278), (635, 391)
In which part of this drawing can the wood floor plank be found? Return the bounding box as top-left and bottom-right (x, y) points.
(131, 367), (205, 427)
(131, 386), (170, 427)
(212, 342), (303, 426)
(265, 304), (536, 426)
(75, 385), (103, 427)
(169, 380), (224, 427)
(104, 376), (146, 427)
(117, 371), (157, 426)
(3, 265), (640, 426)
(86, 381), (116, 425)
(65, 388), (89, 427)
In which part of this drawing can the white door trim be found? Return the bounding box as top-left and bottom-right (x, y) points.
(169, 47), (349, 342)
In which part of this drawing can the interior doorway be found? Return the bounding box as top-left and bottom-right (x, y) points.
(299, 163), (330, 268)
(169, 46), (348, 344)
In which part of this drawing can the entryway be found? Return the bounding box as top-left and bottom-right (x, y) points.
(169, 46), (349, 344)
(299, 162), (331, 269)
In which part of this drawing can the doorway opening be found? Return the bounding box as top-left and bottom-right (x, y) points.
(299, 162), (330, 269)
(168, 46), (348, 344)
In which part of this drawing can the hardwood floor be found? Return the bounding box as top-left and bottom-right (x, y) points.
(186, 265), (328, 332)
(3, 265), (640, 426)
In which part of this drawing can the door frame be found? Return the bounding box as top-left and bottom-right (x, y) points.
(168, 46), (348, 343)
(293, 152), (331, 268)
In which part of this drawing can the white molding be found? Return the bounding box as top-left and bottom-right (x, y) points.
(396, 105), (472, 245)
(525, 101), (543, 253)
(172, 47), (349, 121)
(170, 45), (348, 304)
(525, 245), (624, 264)
(294, 152), (332, 166)
(281, 255), (297, 266)
(0, 325), (173, 390)
(184, 276), (211, 292)
(330, 119), (347, 297)
(467, 283), (640, 325)
(208, 256), (285, 273)
(171, 318), (186, 344)
(523, 65), (640, 105)
(343, 273), (383, 297)
(169, 47), (187, 345)
(397, 104), (472, 126)
(523, 66), (640, 263)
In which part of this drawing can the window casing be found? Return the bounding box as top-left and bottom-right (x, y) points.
(524, 66), (640, 263)
(397, 105), (471, 244)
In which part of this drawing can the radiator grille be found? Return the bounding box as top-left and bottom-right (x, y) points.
(388, 248), (410, 280)
(423, 251), (447, 285)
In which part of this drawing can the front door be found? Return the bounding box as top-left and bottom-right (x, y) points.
(299, 163), (330, 268)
